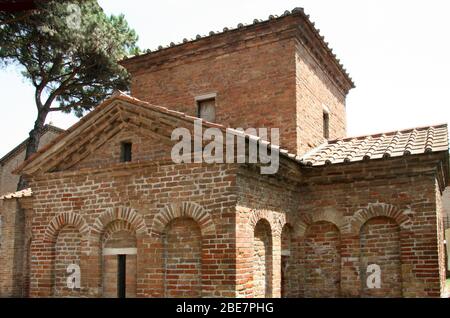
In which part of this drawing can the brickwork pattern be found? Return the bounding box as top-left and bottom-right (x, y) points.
(359, 217), (401, 297)
(304, 222), (341, 297)
(163, 217), (202, 297)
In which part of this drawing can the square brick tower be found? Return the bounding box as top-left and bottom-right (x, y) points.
(121, 8), (355, 156)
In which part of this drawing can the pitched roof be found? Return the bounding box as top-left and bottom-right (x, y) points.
(300, 124), (449, 166)
(13, 92), (288, 175)
(0, 124), (65, 166)
(121, 7), (354, 94)
(12, 92), (449, 175)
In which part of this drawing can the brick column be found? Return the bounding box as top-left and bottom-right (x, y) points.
(0, 198), (25, 297)
(272, 234), (281, 297)
(340, 234), (360, 297)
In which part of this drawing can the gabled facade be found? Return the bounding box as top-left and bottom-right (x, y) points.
(0, 8), (449, 298)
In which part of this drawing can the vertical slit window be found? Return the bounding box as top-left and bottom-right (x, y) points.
(120, 142), (132, 162)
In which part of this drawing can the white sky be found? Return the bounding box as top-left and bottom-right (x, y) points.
(1, 0), (449, 157)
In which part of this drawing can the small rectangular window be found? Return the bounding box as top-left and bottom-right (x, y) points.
(197, 98), (216, 122)
(323, 112), (330, 139)
(120, 142), (132, 162)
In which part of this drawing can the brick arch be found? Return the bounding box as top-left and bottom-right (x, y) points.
(44, 212), (90, 243)
(91, 206), (147, 238)
(295, 208), (345, 237)
(102, 220), (137, 244)
(248, 209), (286, 238)
(151, 202), (215, 237)
(349, 203), (412, 234)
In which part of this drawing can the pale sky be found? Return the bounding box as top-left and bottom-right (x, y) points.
(1, 0), (449, 157)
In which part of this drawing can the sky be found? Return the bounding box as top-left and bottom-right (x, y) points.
(1, 0), (449, 157)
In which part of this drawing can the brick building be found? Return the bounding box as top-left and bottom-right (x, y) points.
(0, 8), (449, 298)
(0, 124), (64, 196)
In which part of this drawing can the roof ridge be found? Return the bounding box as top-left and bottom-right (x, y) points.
(329, 122), (448, 143)
(302, 124), (449, 167)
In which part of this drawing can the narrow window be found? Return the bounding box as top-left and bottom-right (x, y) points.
(197, 98), (216, 122)
(120, 142), (132, 162)
(323, 111), (330, 139)
(117, 254), (126, 298)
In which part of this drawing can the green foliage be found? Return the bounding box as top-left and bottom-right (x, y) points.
(0, 0), (139, 117)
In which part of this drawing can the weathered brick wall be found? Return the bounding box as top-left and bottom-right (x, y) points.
(71, 129), (173, 171)
(233, 154), (446, 298)
(0, 130), (61, 195)
(163, 217), (202, 298)
(359, 217), (401, 297)
(299, 155), (446, 297)
(304, 221), (341, 297)
(0, 199), (25, 297)
(436, 181), (447, 295)
(123, 16), (349, 156)
(53, 226), (82, 297)
(128, 37), (297, 153)
(253, 219), (272, 298)
(235, 165), (301, 298)
(26, 160), (238, 298)
(295, 42), (346, 154)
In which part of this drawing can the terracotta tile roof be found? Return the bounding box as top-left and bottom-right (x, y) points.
(0, 188), (32, 200)
(300, 124), (449, 166)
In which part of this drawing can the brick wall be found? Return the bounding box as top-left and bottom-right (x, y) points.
(233, 154), (446, 298)
(236, 165), (300, 298)
(163, 217), (202, 297)
(295, 42), (346, 154)
(0, 199), (25, 297)
(253, 219), (272, 298)
(443, 188), (450, 229)
(128, 37), (297, 153)
(3, 153), (447, 298)
(71, 129), (173, 171)
(304, 222), (341, 297)
(25, 160), (238, 298)
(359, 217), (401, 297)
(53, 226), (82, 297)
(123, 15), (348, 156)
(298, 155), (447, 297)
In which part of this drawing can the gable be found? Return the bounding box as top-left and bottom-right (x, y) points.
(15, 92), (300, 178)
(69, 127), (174, 171)
(15, 93), (201, 176)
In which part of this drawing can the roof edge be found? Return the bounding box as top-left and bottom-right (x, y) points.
(120, 8), (354, 93)
(0, 124), (65, 166)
